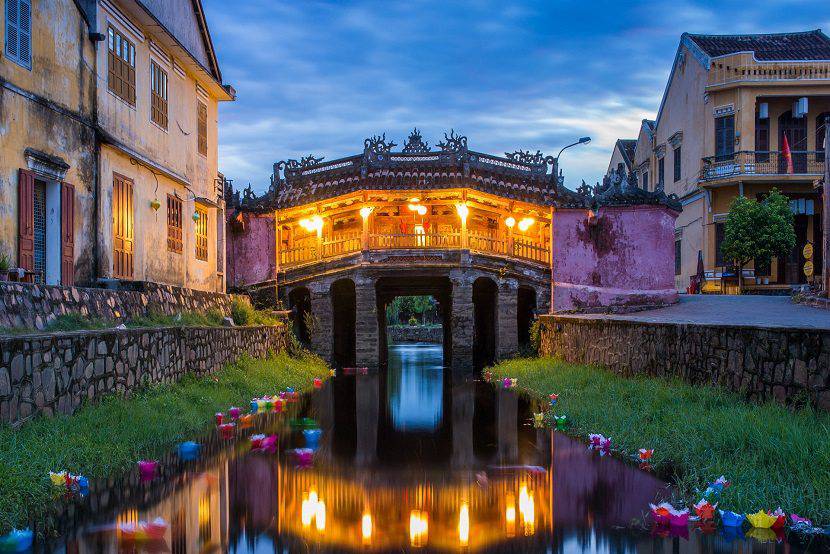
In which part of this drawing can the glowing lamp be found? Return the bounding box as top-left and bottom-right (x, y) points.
(416, 204), (427, 216)
(518, 217), (535, 232)
(299, 216), (323, 232)
(360, 206), (374, 219)
(409, 510), (428, 547)
(362, 512), (372, 544)
(315, 500), (326, 532)
(458, 503), (470, 546)
(505, 216), (516, 229)
(455, 203), (469, 221)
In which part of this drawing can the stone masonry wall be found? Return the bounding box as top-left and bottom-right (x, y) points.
(539, 315), (830, 411)
(387, 325), (443, 343)
(0, 281), (248, 330)
(0, 324), (290, 427)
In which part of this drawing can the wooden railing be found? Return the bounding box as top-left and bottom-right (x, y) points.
(707, 53), (830, 87)
(700, 150), (825, 182)
(280, 230), (549, 268)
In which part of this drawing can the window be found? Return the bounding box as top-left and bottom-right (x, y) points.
(108, 26), (136, 105)
(756, 112), (770, 162)
(197, 102), (208, 156)
(195, 206), (208, 261)
(675, 239), (682, 276)
(150, 61), (168, 129)
(715, 115), (735, 159)
(816, 113), (829, 163)
(715, 222), (725, 267)
(642, 171), (649, 190)
(167, 194), (182, 253)
(658, 157), (665, 188)
(673, 147), (682, 182)
(4, 0), (32, 69)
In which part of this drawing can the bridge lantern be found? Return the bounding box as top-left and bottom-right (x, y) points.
(455, 203), (469, 222)
(518, 217), (535, 232)
(505, 216), (516, 229)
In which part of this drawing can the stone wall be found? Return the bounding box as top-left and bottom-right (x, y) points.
(0, 281), (247, 330)
(0, 324), (290, 426)
(539, 315), (830, 411)
(387, 325), (443, 343)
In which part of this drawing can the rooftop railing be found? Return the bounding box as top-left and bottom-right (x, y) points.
(706, 53), (830, 87)
(699, 150), (825, 182)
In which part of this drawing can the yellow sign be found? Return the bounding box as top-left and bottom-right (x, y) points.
(803, 243), (814, 260)
(804, 260), (814, 277)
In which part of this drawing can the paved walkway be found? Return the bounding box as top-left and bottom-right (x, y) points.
(559, 295), (830, 330)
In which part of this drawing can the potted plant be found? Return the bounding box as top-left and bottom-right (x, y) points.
(0, 253), (9, 281)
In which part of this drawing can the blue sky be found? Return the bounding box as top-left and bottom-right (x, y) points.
(203, 0), (830, 193)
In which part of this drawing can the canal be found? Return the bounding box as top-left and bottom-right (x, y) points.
(44, 344), (817, 552)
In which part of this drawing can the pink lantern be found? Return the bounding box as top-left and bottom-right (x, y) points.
(214, 412), (224, 425)
(218, 422), (235, 440)
(228, 407), (241, 419)
(137, 460), (158, 481)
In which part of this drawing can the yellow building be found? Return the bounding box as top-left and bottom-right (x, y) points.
(0, 0), (234, 291)
(626, 30), (830, 293)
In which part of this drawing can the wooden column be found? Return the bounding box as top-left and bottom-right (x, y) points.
(824, 116), (830, 293)
(361, 212), (370, 251)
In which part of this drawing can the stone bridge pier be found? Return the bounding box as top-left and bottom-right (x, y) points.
(280, 252), (549, 371)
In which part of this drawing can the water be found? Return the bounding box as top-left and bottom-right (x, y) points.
(42, 343), (822, 552)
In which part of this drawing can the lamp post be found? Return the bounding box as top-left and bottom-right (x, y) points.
(550, 137), (591, 188)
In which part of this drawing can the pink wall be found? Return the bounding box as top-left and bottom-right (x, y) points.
(226, 211), (276, 288)
(551, 205), (679, 312)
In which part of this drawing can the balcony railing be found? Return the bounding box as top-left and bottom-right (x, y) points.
(280, 229), (549, 268)
(699, 151), (825, 182)
(706, 53), (830, 88)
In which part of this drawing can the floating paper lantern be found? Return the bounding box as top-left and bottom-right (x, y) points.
(790, 514), (812, 527)
(178, 441), (200, 461)
(548, 393), (558, 405)
(533, 412), (545, 428)
(638, 448), (654, 461)
(304, 428), (322, 449)
(218, 422), (235, 440)
(510, 378), (518, 388)
(228, 407), (241, 419)
(250, 400), (259, 413)
(313, 377), (323, 389)
(214, 412), (224, 425)
(49, 471), (67, 486)
(137, 460), (158, 481)
(719, 510), (745, 528)
(746, 510), (778, 529)
(553, 415), (568, 431)
(0, 528), (33, 552)
(239, 414), (254, 429)
(502, 377), (511, 389)
(693, 499), (716, 521)
(484, 370), (492, 382)
(769, 508), (786, 530)
(329, 368), (336, 377)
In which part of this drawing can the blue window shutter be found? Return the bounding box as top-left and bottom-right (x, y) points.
(18, 0), (31, 69)
(5, 0), (19, 61)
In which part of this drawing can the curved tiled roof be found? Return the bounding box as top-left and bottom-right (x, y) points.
(687, 30), (830, 61)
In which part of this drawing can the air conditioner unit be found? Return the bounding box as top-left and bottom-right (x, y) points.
(794, 97), (808, 118)
(758, 102), (769, 119)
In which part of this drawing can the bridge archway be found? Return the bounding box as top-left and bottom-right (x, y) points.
(331, 278), (357, 368)
(473, 277), (498, 369)
(288, 286), (312, 346)
(375, 276), (453, 366)
(517, 285), (538, 352)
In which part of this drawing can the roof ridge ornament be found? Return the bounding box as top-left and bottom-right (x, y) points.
(364, 133), (397, 155)
(402, 128), (430, 153)
(276, 155), (325, 179)
(505, 150), (546, 166)
(437, 129), (468, 154)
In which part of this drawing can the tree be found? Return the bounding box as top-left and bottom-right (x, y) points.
(721, 188), (796, 292)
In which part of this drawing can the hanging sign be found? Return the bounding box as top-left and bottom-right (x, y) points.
(803, 242), (814, 260)
(804, 260), (814, 277)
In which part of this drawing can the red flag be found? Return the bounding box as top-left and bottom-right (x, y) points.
(782, 133), (794, 175)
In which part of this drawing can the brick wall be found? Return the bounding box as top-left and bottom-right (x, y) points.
(0, 281), (247, 330)
(387, 325), (443, 343)
(0, 324), (291, 426)
(539, 315), (830, 411)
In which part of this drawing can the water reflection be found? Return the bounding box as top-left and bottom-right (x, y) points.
(45, 344), (823, 553)
(386, 343), (444, 432)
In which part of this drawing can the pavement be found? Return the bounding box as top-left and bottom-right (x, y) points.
(557, 295), (830, 330)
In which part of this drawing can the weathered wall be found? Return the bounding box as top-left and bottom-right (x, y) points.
(539, 315), (830, 411)
(551, 206), (679, 312)
(0, 0), (97, 283)
(387, 325), (443, 344)
(0, 324), (290, 426)
(226, 211), (276, 288)
(0, 281), (247, 330)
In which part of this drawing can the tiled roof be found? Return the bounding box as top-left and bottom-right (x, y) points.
(617, 139), (637, 170)
(687, 30), (830, 61)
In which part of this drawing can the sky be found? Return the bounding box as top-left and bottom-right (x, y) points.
(202, 0), (830, 193)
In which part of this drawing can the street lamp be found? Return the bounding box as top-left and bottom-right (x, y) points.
(551, 136), (591, 186)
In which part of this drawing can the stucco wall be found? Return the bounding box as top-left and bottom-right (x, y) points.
(551, 206), (679, 312)
(539, 314), (830, 411)
(226, 211), (276, 288)
(0, 0), (97, 283)
(0, 324), (291, 426)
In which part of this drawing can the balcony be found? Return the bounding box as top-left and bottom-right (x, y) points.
(279, 229), (550, 269)
(699, 150), (825, 182)
(706, 53), (830, 89)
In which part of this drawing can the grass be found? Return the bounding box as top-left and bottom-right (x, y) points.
(0, 351), (329, 533)
(490, 357), (830, 524)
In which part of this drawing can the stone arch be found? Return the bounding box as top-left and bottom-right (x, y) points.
(517, 285), (538, 351)
(331, 278), (357, 368)
(472, 276), (498, 369)
(288, 286), (312, 346)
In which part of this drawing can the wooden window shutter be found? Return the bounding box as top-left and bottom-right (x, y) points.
(61, 182), (75, 285)
(17, 169), (35, 273)
(17, 0), (31, 69)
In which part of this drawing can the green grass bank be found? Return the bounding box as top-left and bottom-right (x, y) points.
(0, 351), (328, 533)
(490, 357), (830, 524)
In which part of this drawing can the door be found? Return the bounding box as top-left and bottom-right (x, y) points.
(113, 174), (134, 279)
(61, 182), (75, 285)
(779, 110), (808, 173)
